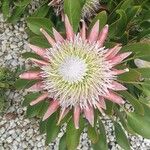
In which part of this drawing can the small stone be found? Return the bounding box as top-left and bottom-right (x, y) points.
(18, 42), (23, 47)
(0, 52), (3, 56)
(82, 133), (87, 140)
(0, 127), (5, 134)
(10, 44), (17, 49)
(11, 60), (18, 67)
(12, 145), (18, 150)
(36, 136), (42, 141)
(16, 137), (21, 142)
(28, 128), (34, 135)
(109, 136), (115, 142)
(58, 132), (64, 138)
(4, 113), (18, 120)
(32, 147), (38, 150)
(82, 147), (88, 150)
(12, 133), (17, 139)
(37, 142), (43, 148)
(22, 142), (27, 148)
(5, 54), (12, 60)
(8, 130), (15, 134)
(6, 137), (13, 143)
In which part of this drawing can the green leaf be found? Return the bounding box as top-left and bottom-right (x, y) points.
(108, 1), (125, 23)
(22, 52), (42, 60)
(14, 0), (32, 6)
(66, 117), (84, 150)
(39, 120), (47, 134)
(140, 86), (150, 98)
(108, 0), (117, 11)
(26, 101), (47, 118)
(31, 4), (49, 17)
(137, 29), (150, 41)
(2, 0), (10, 19)
(119, 91), (144, 115)
(118, 69), (141, 83)
(0, 96), (5, 113)
(23, 93), (41, 106)
(114, 122), (131, 150)
(140, 20), (150, 30)
(29, 36), (50, 48)
(7, 6), (26, 23)
(15, 79), (37, 90)
(58, 111), (72, 126)
(109, 9), (127, 37)
(25, 28), (37, 37)
(135, 68), (150, 79)
(127, 112), (150, 139)
(119, 32), (129, 45)
(26, 17), (53, 35)
(105, 42), (117, 48)
(64, 0), (82, 32)
(104, 100), (114, 115)
(46, 113), (60, 144)
(126, 6), (141, 23)
(92, 119), (108, 150)
(7, 0), (31, 23)
(59, 134), (67, 150)
(89, 11), (107, 31)
(37, 101), (49, 118)
(141, 103), (150, 117)
(114, 107), (136, 134)
(121, 43), (150, 61)
(87, 125), (99, 144)
(0, 82), (9, 88)
(120, 0), (133, 10)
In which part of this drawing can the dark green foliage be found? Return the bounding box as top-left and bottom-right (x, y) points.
(66, 117), (84, 150)
(1, 0), (50, 23)
(0, 67), (20, 113)
(59, 134), (67, 150)
(114, 121), (131, 150)
(92, 119), (108, 150)
(64, 0), (82, 32)
(96, 0), (150, 44)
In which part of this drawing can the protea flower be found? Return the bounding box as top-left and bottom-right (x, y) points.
(48, 0), (100, 18)
(20, 15), (131, 129)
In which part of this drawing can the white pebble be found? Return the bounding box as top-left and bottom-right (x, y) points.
(5, 54), (12, 60)
(0, 127), (5, 134)
(6, 137), (13, 143)
(37, 142), (43, 148)
(10, 44), (17, 49)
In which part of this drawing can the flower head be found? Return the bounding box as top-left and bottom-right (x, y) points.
(20, 15), (131, 129)
(49, 0), (100, 18)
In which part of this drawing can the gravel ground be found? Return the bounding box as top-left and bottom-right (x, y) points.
(0, 3), (150, 150)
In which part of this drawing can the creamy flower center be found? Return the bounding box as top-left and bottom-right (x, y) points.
(58, 56), (87, 83)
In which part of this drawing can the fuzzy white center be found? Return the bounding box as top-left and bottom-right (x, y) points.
(58, 56), (87, 83)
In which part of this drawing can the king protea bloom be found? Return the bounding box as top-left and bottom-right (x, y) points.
(20, 15), (131, 129)
(49, 0), (100, 18)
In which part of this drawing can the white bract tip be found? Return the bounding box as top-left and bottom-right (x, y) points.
(124, 68), (129, 72)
